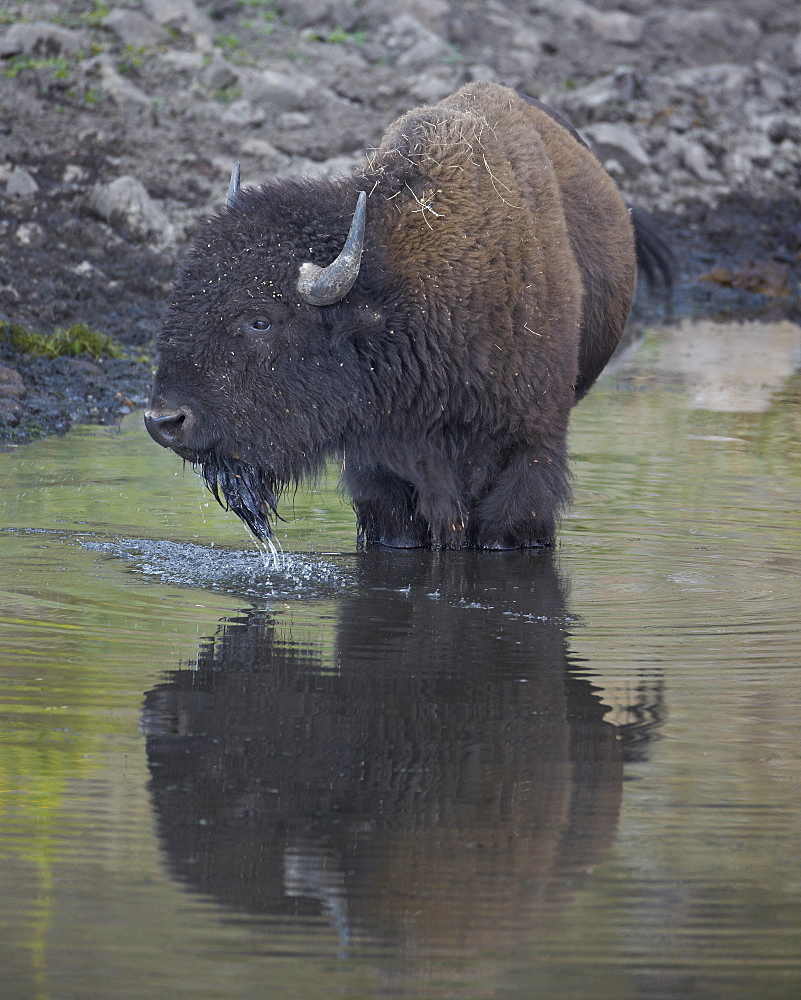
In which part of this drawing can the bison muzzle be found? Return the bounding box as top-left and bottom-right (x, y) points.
(145, 82), (641, 549)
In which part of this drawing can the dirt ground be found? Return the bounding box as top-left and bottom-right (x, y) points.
(1, 0), (799, 445)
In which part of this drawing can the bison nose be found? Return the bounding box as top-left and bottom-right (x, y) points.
(144, 405), (192, 449)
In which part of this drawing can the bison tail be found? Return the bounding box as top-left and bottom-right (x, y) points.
(630, 204), (676, 295)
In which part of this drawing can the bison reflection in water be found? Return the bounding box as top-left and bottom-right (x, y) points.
(141, 553), (658, 957)
(144, 81), (656, 549)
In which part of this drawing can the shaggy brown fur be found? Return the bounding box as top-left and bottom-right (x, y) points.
(145, 82), (637, 548)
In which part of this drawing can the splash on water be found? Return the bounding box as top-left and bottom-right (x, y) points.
(81, 536), (350, 601)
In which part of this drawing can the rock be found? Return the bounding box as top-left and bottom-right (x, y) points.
(102, 10), (170, 49)
(161, 50), (206, 72)
(503, 47), (542, 80)
(65, 358), (104, 377)
(0, 398), (22, 427)
(63, 163), (89, 184)
(238, 138), (291, 171)
(653, 10), (761, 65)
(466, 64), (499, 83)
(579, 9), (644, 46)
(5, 167), (39, 198)
(88, 176), (174, 242)
(84, 56), (153, 109)
(279, 0), (333, 27)
(198, 57), (240, 92)
(765, 115), (801, 145)
(278, 0), (360, 30)
(0, 20), (85, 58)
(289, 151), (363, 180)
(724, 135), (776, 183)
(755, 69), (787, 105)
(220, 99), (267, 127)
(507, 25), (544, 55)
(582, 122), (650, 177)
(73, 260), (103, 279)
(563, 67), (639, 117)
(361, 0), (448, 30)
(375, 15), (450, 69)
(142, 0), (214, 39)
(14, 222), (46, 247)
(745, 135), (774, 169)
(666, 63), (752, 98)
(0, 365), (27, 401)
(408, 70), (458, 104)
(242, 69), (324, 112)
(792, 32), (801, 69)
(678, 138), (722, 183)
(276, 112), (313, 130)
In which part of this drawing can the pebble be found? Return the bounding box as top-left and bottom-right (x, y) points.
(142, 0), (214, 38)
(242, 69), (324, 112)
(5, 167), (39, 198)
(160, 51), (206, 72)
(88, 175), (175, 242)
(14, 222), (46, 246)
(582, 122), (650, 177)
(102, 9), (170, 49)
(361, 0), (448, 30)
(84, 55), (153, 109)
(0, 20), (85, 58)
(276, 112), (313, 130)
(653, 10), (761, 64)
(0, 365), (27, 400)
(563, 67), (639, 117)
(579, 9), (644, 46)
(408, 70), (459, 104)
(220, 100), (267, 127)
(278, 0), (359, 29)
(678, 138), (722, 183)
(0, 399), (22, 427)
(376, 15), (450, 69)
(199, 57), (240, 92)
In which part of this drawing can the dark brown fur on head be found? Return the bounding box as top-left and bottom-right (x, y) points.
(146, 82), (636, 548)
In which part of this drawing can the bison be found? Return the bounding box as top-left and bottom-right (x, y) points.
(145, 81), (660, 549)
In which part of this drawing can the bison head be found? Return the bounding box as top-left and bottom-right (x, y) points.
(145, 170), (385, 539)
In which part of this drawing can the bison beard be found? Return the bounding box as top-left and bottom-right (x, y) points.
(145, 82), (642, 549)
(200, 457), (279, 542)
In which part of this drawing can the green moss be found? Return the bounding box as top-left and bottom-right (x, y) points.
(119, 45), (146, 74)
(0, 321), (125, 361)
(215, 33), (243, 50)
(309, 26), (368, 45)
(213, 84), (243, 104)
(82, 1), (112, 27)
(1, 55), (74, 80)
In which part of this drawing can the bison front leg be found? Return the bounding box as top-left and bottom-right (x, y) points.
(468, 446), (570, 549)
(345, 463), (430, 548)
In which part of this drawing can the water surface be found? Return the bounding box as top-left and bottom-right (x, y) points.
(1, 318), (800, 999)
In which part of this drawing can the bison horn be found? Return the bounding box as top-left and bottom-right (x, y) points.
(297, 191), (366, 306)
(227, 161), (241, 209)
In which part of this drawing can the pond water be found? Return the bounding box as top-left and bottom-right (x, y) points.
(1, 318), (800, 1000)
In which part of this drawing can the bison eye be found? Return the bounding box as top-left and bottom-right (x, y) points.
(247, 316), (272, 333)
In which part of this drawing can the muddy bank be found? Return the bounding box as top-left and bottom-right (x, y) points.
(1, 0), (799, 446)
